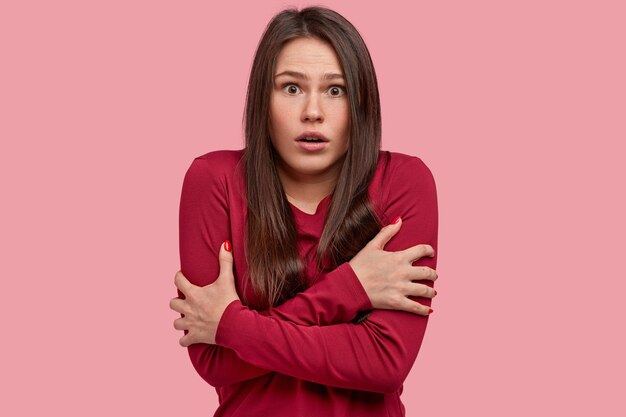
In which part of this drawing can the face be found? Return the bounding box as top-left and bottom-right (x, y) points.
(269, 37), (350, 184)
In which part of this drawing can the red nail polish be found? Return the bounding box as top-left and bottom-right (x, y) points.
(392, 216), (401, 224)
(224, 240), (231, 252)
(434, 290), (437, 296)
(428, 308), (434, 314)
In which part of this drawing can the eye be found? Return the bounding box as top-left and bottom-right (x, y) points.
(328, 85), (346, 97)
(281, 83), (301, 95)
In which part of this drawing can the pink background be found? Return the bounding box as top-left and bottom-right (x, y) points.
(1, 0), (624, 415)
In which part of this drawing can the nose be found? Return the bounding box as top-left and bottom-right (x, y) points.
(301, 94), (323, 123)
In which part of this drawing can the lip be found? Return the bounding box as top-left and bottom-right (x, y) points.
(294, 131), (330, 152)
(294, 131), (330, 142)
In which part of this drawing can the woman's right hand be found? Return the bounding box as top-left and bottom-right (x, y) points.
(348, 217), (437, 316)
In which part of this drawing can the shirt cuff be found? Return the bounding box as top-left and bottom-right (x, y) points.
(335, 262), (373, 312)
(215, 299), (245, 346)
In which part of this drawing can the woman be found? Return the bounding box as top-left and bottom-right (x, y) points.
(169, 6), (439, 416)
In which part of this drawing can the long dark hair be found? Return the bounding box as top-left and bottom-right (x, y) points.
(242, 6), (383, 310)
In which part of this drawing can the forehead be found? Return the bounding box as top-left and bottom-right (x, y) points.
(275, 37), (342, 74)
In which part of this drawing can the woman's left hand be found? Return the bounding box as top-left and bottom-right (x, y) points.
(170, 241), (240, 346)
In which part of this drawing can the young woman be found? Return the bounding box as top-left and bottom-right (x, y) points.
(169, 6), (439, 416)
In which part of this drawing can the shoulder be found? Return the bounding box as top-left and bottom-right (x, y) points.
(190, 149), (245, 174)
(184, 149), (244, 182)
(370, 151), (438, 221)
(372, 150), (437, 193)
(181, 149), (245, 200)
(376, 151), (434, 178)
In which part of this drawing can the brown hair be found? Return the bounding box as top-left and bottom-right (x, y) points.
(242, 6), (383, 310)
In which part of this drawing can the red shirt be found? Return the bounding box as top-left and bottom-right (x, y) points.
(179, 149), (438, 416)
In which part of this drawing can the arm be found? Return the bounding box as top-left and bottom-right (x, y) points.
(179, 154), (373, 387)
(214, 156), (438, 393)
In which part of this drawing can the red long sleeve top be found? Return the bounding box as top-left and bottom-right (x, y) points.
(178, 149), (438, 417)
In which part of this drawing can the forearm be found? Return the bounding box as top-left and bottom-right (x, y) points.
(215, 231), (435, 393)
(214, 247), (436, 393)
(184, 264), (373, 387)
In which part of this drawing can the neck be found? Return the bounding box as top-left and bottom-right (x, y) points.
(277, 165), (340, 205)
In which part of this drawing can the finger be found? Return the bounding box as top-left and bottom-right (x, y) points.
(169, 297), (187, 314)
(218, 240), (234, 279)
(173, 317), (187, 331)
(368, 217), (402, 250)
(397, 297), (434, 316)
(179, 334), (191, 347)
(174, 271), (195, 295)
(409, 265), (438, 282)
(400, 244), (435, 263)
(405, 282), (437, 299)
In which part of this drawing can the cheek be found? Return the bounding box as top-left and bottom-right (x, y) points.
(269, 99), (291, 135)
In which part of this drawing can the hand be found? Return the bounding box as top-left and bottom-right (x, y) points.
(170, 241), (240, 346)
(349, 217), (438, 316)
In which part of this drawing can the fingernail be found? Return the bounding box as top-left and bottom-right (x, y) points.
(434, 290), (437, 296)
(428, 308), (434, 314)
(224, 240), (231, 252)
(392, 216), (401, 224)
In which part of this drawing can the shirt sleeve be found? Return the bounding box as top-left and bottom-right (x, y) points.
(214, 156), (438, 394)
(179, 154), (373, 388)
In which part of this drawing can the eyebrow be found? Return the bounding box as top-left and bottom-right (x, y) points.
(274, 70), (344, 81)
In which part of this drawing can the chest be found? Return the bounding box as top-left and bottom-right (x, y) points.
(229, 200), (327, 307)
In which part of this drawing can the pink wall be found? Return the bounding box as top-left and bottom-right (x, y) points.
(1, 0), (624, 415)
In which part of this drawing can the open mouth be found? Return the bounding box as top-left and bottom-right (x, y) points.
(295, 131), (329, 143)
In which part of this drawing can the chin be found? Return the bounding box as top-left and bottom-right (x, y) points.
(295, 163), (331, 176)
(281, 154), (346, 179)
